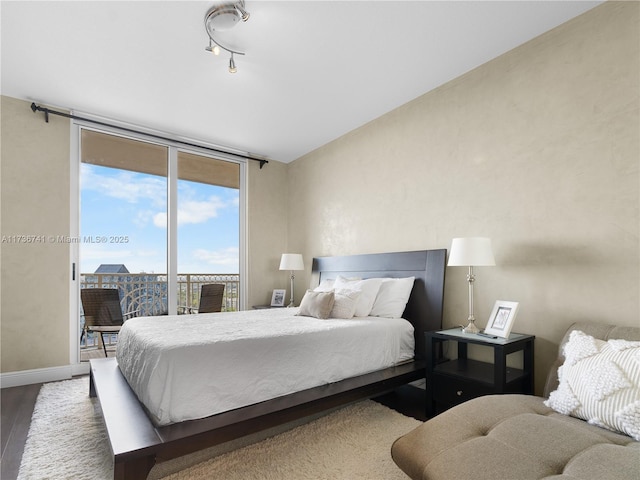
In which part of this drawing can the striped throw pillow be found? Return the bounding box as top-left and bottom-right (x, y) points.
(545, 330), (640, 440)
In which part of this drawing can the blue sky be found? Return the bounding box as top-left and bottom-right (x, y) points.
(80, 164), (239, 274)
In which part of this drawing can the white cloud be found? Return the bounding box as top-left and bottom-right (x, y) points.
(81, 164), (166, 207)
(153, 212), (167, 228)
(133, 209), (156, 228)
(193, 247), (239, 266)
(179, 197), (225, 224)
(152, 196), (226, 228)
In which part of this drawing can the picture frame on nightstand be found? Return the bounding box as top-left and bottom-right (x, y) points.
(270, 289), (286, 307)
(484, 300), (519, 338)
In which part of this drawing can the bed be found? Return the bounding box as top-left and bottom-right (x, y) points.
(89, 249), (446, 480)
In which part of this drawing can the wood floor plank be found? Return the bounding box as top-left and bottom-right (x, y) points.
(1, 383), (42, 480)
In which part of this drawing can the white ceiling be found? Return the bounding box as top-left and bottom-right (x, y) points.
(1, 1), (602, 163)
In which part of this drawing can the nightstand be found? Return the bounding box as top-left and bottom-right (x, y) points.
(426, 328), (535, 416)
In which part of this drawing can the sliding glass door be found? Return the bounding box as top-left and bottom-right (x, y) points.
(77, 128), (242, 359)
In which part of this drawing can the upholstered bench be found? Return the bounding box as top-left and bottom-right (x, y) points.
(391, 322), (640, 480)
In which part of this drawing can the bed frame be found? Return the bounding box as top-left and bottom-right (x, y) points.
(89, 249), (446, 480)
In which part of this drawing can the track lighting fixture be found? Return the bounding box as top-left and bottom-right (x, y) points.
(204, 1), (249, 73)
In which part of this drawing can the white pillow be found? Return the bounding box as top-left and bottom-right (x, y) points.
(333, 275), (383, 317)
(369, 277), (415, 318)
(314, 279), (335, 292)
(329, 288), (361, 319)
(544, 330), (640, 440)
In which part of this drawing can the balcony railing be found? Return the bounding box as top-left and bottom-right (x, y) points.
(79, 273), (239, 349)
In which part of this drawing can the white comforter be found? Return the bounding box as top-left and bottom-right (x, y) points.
(116, 308), (415, 426)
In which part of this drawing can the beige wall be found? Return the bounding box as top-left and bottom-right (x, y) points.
(1, 96), (71, 372)
(287, 1), (640, 394)
(247, 159), (290, 307)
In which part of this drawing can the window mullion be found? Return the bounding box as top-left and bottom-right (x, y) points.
(167, 147), (178, 315)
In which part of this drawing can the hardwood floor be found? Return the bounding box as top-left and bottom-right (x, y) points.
(0, 378), (426, 480)
(375, 382), (428, 422)
(1, 383), (42, 480)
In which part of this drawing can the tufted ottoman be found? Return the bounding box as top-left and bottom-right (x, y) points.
(392, 322), (640, 480)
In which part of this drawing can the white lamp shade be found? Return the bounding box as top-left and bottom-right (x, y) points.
(448, 237), (496, 266)
(279, 253), (304, 271)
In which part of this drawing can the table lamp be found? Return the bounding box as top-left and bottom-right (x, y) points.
(448, 237), (496, 334)
(279, 253), (304, 307)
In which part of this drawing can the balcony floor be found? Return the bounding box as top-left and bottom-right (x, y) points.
(80, 346), (116, 362)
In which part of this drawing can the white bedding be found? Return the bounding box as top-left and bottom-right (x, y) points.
(116, 307), (415, 426)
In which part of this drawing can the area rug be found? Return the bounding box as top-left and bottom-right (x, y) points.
(18, 377), (421, 480)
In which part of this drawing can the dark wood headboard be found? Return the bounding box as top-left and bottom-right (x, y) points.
(311, 249), (446, 360)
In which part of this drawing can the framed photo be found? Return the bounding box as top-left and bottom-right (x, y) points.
(270, 289), (286, 307)
(484, 301), (519, 338)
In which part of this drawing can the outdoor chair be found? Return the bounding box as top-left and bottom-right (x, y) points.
(181, 283), (225, 314)
(80, 288), (137, 357)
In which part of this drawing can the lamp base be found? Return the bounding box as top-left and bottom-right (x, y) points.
(462, 320), (480, 334)
(288, 272), (296, 308)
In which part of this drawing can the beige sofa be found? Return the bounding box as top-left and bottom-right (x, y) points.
(392, 322), (640, 480)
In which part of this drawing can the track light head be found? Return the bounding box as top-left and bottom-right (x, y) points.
(229, 53), (237, 73)
(235, 3), (250, 22)
(205, 40), (221, 55)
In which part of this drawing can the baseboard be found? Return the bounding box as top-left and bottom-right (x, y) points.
(72, 362), (91, 376)
(0, 362), (89, 388)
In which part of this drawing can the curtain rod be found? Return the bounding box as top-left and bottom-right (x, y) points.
(30, 103), (269, 169)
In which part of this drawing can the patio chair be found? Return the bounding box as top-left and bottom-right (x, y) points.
(80, 288), (136, 357)
(198, 283), (225, 313)
(181, 283), (225, 314)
